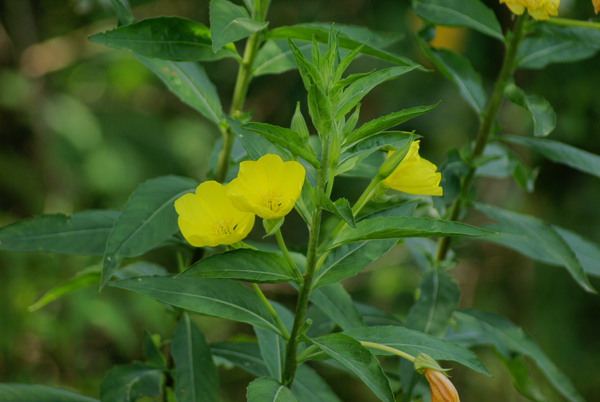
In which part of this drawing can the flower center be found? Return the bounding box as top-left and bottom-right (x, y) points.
(213, 218), (235, 237)
(263, 190), (284, 212)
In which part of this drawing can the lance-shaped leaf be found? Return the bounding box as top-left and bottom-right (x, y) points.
(210, 0), (268, 52)
(136, 56), (222, 124)
(0, 210), (119, 255)
(447, 310), (585, 402)
(412, 0), (503, 40)
(310, 333), (395, 402)
(502, 135), (600, 180)
(99, 362), (163, 402)
(101, 176), (198, 288)
(171, 313), (219, 402)
(355, 302), (403, 327)
(109, 276), (282, 334)
(336, 66), (418, 119)
(180, 249), (298, 283)
(89, 17), (239, 61)
(309, 283), (364, 330)
(109, 0), (134, 26)
(504, 83), (556, 137)
(329, 217), (493, 249)
(266, 23), (418, 68)
(143, 331), (166, 370)
(224, 115), (292, 162)
(346, 104), (436, 144)
(344, 325), (490, 375)
(247, 377), (299, 402)
(255, 303), (294, 382)
(415, 34), (486, 115)
(475, 203), (595, 292)
(0, 384), (98, 402)
(254, 40), (321, 76)
(501, 356), (552, 402)
(311, 189), (356, 229)
(307, 84), (333, 136)
(243, 122), (320, 168)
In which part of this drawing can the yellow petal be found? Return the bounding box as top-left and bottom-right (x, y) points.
(594, 0), (600, 13)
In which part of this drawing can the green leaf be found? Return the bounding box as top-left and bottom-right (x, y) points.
(0, 210), (119, 255)
(344, 325), (490, 375)
(266, 23), (418, 68)
(171, 313), (219, 402)
(329, 217), (493, 249)
(109, 277), (282, 334)
(243, 122), (320, 168)
(501, 355), (551, 402)
(136, 56), (222, 124)
(309, 283), (364, 330)
(114, 261), (170, 279)
(313, 240), (396, 289)
(224, 115), (292, 162)
(253, 40), (321, 77)
(311, 189), (356, 229)
(101, 176), (198, 288)
(447, 310), (585, 402)
(310, 333), (394, 402)
(143, 331), (166, 370)
(359, 199), (419, 220)
(307, 85), (333, 136)
(247, 377), (299, 402)
(354, 302), (403, 327)
(474, 203), (598, 289)
(517, 23), (600, 69)
(99, 362), (163, 402)
(255, 303), (294, 382)
(336, 66), (418, 119)
(504, 83), (556, 137)
(412, 0), (503, 40)
(0, 384), (98, 402)
(502, 135), (600, 179)
(415, 34), (486, 115)
(346, 104), (437, 143)
(211, 341), (270, 377)
(109, 0), (134, 26)
(89, 17), (239, 61)
(179, 249), (298, 284)
(210, 0), (268, 52)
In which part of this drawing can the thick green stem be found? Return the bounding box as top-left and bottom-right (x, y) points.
(282, 138), (331, 386)
(434, 14), (528, 262)
(251, 283), (290, 340)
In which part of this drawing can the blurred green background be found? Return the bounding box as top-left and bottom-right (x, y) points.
(1, 0), (599, 401)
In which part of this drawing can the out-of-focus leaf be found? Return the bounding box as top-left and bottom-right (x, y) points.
(412, 0), (503, 40)
(254, 40), (327, 76)
(354, 302), (403, 327)
(171, 313), (219, 402)
(0, 210), (118, 255)
(109, 0), (134, 26)
(310, 283), (365, 330)
(501, 355), (551, 402)
(255, 303), (294, 382)
(101, 176), (198, 288)
(0, 384), (98, 402)
(310, 333), (394, 402)
(447, 310), (585, 402)
(247, 377), (298, 402)
(109, 277), (282, 334)
(210, 0), (268, 52)
(143, 331), (166, 370)
(89, 17), (239, 61)
(99, 362), (163, 402)
(504, 84), (556, 137)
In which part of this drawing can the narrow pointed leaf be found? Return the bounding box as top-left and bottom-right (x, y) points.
(211, 341), (270, 377)
(412, 0), (503, 40)
(255, 303), (294, 382)
(210, 0), (268, 52)
(0, 384), (98, 402)
(247, 377), (298, 402)
(89, 17), (239, 61)
(292, 365), (342, 402)
(109, 0), (134, 26)
(109, 277), (282, 334)
(504, 84), (556, 137)
(253, 40), (323, 76)
(344, 325), (490, 375)
(310, 333), (395, 402)
(99, 362), (163, 402)
(329, 217), (494, 249)
(171, 313), (219, 402)
(143, 331), (167, 370)
(101, 176), (198, 288)
(501, 356), (551, 402)
(336, 66), (418, 119)
(224, 115), (292, 162)
(307, 84), (333, 136)
(311, 189), (356, 229)
(0, 210), (119, 255)
(355, 302), (403, 327)
(309, 283), (364, 330)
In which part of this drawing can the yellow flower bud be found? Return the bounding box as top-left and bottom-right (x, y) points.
(593, 0), (599, 14)
(424, 369), (460, 402)
(382, 141), (443, 196)
(227, 154), (306, 220)
(174, 181), (255, 247)
(500, 0), (559, 20)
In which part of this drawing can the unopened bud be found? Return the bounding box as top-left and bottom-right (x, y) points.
(376, 137), (414, 179)
(424, 368), (460, 402)
(291, 102), (310, 142)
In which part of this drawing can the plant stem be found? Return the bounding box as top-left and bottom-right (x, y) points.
(359, 341), (416, 363)
(251, 283), (290, 340)
(547, 17), (600, 30)
(282, 135), (331, 386)
(434, 13), (528, 262)
(276, 229), (302, 279)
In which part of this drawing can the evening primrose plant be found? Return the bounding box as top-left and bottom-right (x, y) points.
(1, 0), (600, 401)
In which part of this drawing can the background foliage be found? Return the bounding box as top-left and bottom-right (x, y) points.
(1, 0), (599, 401)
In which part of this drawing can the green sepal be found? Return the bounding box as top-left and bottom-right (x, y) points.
(263, 217), (285, 238)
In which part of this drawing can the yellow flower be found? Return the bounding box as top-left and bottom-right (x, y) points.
(174, 181), (255, 247)
(382, 141), (443, 196)
(593, 0), (599, 14)
(500, 0), (559, 20)
(227, 154), (306, 220)
(424, 369), (460, 402)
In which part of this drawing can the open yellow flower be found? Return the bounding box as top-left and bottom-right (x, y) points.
(174, 181), (255, 247)
(227, 154), (306, 220)
(500, 0), (559, 20)
(424, 369), (460, 402)
(382, 141), (443, 196)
